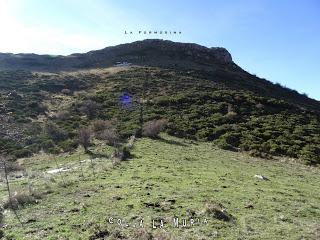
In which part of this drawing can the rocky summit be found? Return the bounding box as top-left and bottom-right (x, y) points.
(0, 39), (233, 71)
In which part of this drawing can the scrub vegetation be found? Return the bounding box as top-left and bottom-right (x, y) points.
(0, 66), (319, 164)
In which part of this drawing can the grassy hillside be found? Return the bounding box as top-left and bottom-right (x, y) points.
(1, 39), (319, 240)
(0, 66), (319, 164)
(1, 134), (319, 239)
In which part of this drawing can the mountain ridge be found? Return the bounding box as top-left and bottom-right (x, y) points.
(0, 39), (234, 72)
(1, 39), (318, 106)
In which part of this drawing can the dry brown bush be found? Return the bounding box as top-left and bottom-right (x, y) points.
(204, 202), (234, 222)
(0, 161), (24, 173)
(77, 127), (92, 152)
(54, 110), (70, 120)
(142, 119), (168, 138)
(91, 120), (113, 133)
(78, 100), (100, 118)
(61, 88), (71, 95)
(127, 135), (135, 149)
(131, 228), (172, 240)
(3, 188), (42, 210)
(97, 129), (119, 146)
(91, 119), (119, 146)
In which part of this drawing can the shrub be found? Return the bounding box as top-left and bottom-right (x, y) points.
(54, 110), (70, 120)
(300, 145), (320, 165)
(132, 228), (152, 240)
(97, 129), (119, 146)
(112, 146), (131, 161)
(78, 100), (100, 118)
(47, 146), (60, 154)
(0, 206), (3, 237)
(132, 228), (172, 240)
(14, 149), (32, 158)
(206, 125), (231, 141)
(91, 119), (113, 133)
(45, 122), (68, 142)
(61, 88), (71, 95)
(121, 146), (131, 160)
(127, 135), (135, 149)
(221, 132), (241, 147)
(204, 202), (234, 222)
(215, 139), (235, 151)
(77, 127), (92, 152)
(3, 189), (42, 210)
(40, 139), (55, 151)
(227, 104), (237, 117)
(58, 139), (78, 152)
(142, 119), (168, 138)
(153, 231), (172, 240)
(248, 149), (267, 158)
(256, 103), (264, 109)
(1, 161), (24, 172)
(27, 101), (47, 114)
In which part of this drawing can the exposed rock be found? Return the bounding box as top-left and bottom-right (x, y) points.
(204, 202), (235, 222)
(254, 174), (270, 181)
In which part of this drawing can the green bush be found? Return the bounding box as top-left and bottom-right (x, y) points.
(121, 146), (132, 160)
(57, 139), (78, 152)
(215, 138), (236, 151)
(47, 146), (61, 154)
(1, 67), (320, 164)
(14, 149), (32, 158)
(221, 132), (241, 147)
(113, 145), (132, 161)
(40, 140), (55, 151)
(300, 145), (320, 165)
(45, 122), (68, 143)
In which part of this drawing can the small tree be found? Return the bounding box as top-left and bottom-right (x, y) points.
(142, 119), (168, 138)
(98, 129), (119, 146)
(78, 100), (100, 119)
(0, 155), (23, 226)
(78, 127), (92, 152)
(0, 205), (4, 237)
(91, 119), (119, 146)
(91, 120), (111, 133)
(45, 122), (68, 142)
(54, 110), (70, 120)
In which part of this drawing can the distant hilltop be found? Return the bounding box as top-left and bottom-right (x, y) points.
(0, 39), (233, 72)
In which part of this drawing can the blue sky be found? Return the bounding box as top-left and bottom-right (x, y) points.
(0, 0), (319, 100)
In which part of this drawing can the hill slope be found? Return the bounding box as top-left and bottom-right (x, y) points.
(0, 64), (319, 164)
(2, 135), (320, 239)
(1, 40), (320, 239)
(0, 39), (319, 109)
(0, 40), (320, 164)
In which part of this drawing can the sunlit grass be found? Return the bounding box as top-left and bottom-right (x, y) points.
(1, 134), (320, 239)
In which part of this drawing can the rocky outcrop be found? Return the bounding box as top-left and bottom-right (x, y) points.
(210, 47), (232, 63)
(109, 39), (233, 64)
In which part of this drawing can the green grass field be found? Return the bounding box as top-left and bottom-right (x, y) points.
(1, 134), (319, 239)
